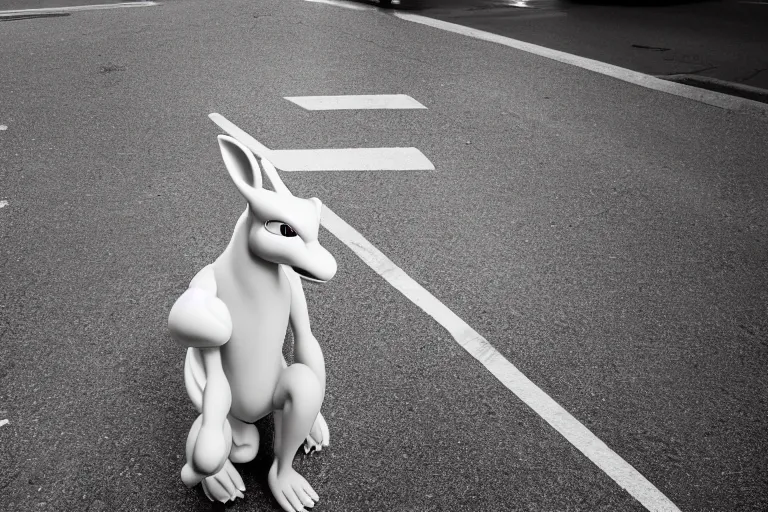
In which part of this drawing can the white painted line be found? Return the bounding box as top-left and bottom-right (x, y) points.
(269, 148), (434, 171)
(209, 113), (434, 172)
(0, 125), (7, 131)
(0, 2), (157, 16)
(0, 200), (8, 209)
(208, 114), (681, 512)
(0, 419), (8, 427)
(285, 94), (427, 110)
(393, 13), (768, 116)
(303, 0), (371, 10)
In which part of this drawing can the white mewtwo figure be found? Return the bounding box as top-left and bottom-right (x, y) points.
(168, 134), (337, 511)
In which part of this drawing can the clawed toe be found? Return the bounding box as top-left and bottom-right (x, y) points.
(269, 461), (319, 512)
(297, 483), (319, 508)
(201, 460), (245, 503)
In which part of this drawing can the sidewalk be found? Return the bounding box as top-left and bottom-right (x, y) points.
(405, 0), (768, 102)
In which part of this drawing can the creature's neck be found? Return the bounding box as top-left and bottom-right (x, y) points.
(216, 209), (280, 294)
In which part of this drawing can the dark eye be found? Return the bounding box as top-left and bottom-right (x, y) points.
(265, 220), (297, 237)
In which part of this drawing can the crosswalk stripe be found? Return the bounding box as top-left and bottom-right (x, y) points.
(209, 113), (434, 172)
(268, 148), (434, 171)
(285, 94), (427, 110)
(0, 2), (157, 16)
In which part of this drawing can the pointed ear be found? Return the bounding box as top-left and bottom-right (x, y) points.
(257, 154), (293, 197)
(310, 197), (322, 218)
(217, 134), (262, 196)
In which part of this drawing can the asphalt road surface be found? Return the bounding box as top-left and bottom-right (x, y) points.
(1, 1), (767, 511)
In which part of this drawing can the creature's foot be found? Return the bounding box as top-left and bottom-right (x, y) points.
(201, 460), (246, 503)
(268, 459), (319, 512)
(303, 412), (330, 454)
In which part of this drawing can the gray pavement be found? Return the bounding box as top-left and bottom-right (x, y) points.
(1, 0), (767, 511)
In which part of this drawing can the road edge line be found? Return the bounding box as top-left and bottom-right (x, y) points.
(393, 12), (768, 117)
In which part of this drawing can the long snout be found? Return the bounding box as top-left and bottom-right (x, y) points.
(293, 241), (337, 283)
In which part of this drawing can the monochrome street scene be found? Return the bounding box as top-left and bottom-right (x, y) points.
(1, 0), (766, 511)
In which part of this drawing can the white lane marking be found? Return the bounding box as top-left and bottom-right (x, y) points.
(303, 0), (371, 10)
(0, 419), (8, 427)
(0, 125), (7, 131)
(0, 200), (8, 209)
(209, 113), (434, 172)
(393, 13), (768, 116)
(0, 2), (157, 16)
(269, 148), (434, 171)
(208, 114), (681, 512)
(285, 94), (427, 110)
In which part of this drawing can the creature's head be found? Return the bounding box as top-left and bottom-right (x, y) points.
(218, 134), (337, 283)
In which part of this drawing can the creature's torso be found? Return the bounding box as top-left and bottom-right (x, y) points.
(213, 259), (292, 423)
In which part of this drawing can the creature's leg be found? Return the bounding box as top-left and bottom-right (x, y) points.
(268, 364), (323, 511)
(292, 347), (329, 454)
(229, 414), (260, 463)
(282, 355), (328, 454)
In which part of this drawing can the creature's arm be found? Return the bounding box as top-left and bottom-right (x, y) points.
(281, 265), (326, 397)
(170, 265), (233, 483)
(192, 348), (232, 475)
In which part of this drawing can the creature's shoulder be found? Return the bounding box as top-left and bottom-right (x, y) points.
(168, 265), (232, 348)
(188, 264), (218, 294)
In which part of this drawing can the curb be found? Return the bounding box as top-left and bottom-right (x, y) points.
(657, 74), (768, 105)
(396, 12), (768, 117)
